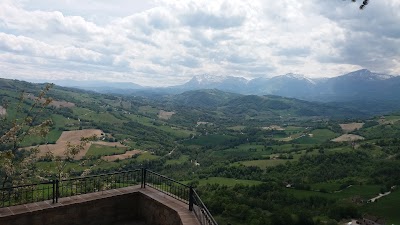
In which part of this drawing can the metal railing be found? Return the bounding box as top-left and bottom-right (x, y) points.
(191, 189), (219, 225)
(0, 168), (218, 225)
(58, 169), (141, 199)
(144, 169), (218, 225)
(144, 170), (190, 204)
(0, 180), (54, 207)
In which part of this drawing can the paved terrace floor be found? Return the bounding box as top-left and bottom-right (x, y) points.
(0, 185), (200, 225)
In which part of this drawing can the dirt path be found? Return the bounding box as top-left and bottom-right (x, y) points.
(368, 191), (391, 203)
(333, 185), (353, 193)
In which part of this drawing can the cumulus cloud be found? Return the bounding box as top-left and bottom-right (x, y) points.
(0, 0), (399, 86)
(0, 33), (111, 65)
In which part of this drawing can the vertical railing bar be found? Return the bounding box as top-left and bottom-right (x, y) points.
(31, 186), (35, 202)
(144, 168), (146, 188)
(189, 186), (194, 211)
(56, 180), (59, 203)
(52, 180), (55, 204)
(70, 180), (72, 196)
(24, 188), (29, 203)
(105, 175), (108, 190)
(123, 173), (126, 187)
(7, 190), (9, 207)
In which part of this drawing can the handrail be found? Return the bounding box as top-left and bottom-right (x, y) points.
(0, 180), (54, 191)
(145, 169), (191, 204)
(61, 169), (141, 181)
(146, 170), (191, 188)
(145, 169), (218, 225)
(58, 169), (141, 199)
(0, 168), (218, 225)
(192, 189), (218, 225)
(0, 180), (55, 207)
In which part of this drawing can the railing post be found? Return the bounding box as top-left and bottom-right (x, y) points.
(143, 168), (147, 188)
(189, 186), (194, 211)
(55, 180), (59, 203)
(141, 168), (143, 188)
(141, 168), (147, 188)
(52, 180), (56, 204)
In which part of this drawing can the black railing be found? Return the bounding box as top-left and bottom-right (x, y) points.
(144, 170), (218, 225)
(0, 181), (54, 207)
(145, 170), (190, 204)
(192, 189), (219, 225)
(58, 169), (141, 199)
(0, 168), (218, 225)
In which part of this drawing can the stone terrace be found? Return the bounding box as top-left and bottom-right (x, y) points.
(0, 185), (200, 225)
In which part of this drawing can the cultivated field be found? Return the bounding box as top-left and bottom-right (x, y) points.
(340, 123), (364, 133)
(197, 121), (213, 126)
(102, 150), (142, 161)
(158, 110), (175, 120)
(0, 105), (6, 116)
(24, 93), (75, 108)
(378, 116), (400, 125)
(34, 129), (104, 159)
(184, 134), (235, 146)
(165, 155), (189, 165)
(331, 134), (365, 142)
(294, 129), (338, 144)
(227, 125), (246, 131)
(93, 141), (126, 147)
(186, 177), (263, 187)
(85, 144), (127, 157)
(239, 159), (290, 168)
(262, 125), (285, 130)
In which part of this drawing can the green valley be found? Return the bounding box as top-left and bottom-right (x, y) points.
(1, 78), (399, 225)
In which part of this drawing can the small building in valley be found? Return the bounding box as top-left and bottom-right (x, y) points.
(357, 215), (386, 225)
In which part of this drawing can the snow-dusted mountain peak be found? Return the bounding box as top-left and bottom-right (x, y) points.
(190, 74), (248, 85)
(342, 69), (394, 80)
(277, 73), (316, 84)
(192, 74), (226, 84)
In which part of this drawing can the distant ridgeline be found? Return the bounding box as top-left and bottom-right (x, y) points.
(43, 69), (400, 114)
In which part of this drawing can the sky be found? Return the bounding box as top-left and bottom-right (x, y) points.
(0, 0), (399, 86)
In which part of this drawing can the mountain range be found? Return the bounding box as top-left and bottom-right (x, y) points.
(47, 69), (398, 100)
(23, 69), (400, 113)
(174, 69), (400, 102)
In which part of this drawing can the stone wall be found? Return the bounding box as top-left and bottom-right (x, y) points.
(138, 194), (183, 225)
(0, 192), (183, 225)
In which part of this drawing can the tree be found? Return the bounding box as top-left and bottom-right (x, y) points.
(41, 135), (98, 181)
(351, 0), (370, 10)
(0, 84), (53, 188)
(0, 84), (98, 188)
